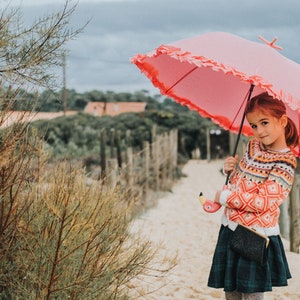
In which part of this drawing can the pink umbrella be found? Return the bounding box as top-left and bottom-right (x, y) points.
(131, 31), (300, 157)
(132, 31), (300, 212)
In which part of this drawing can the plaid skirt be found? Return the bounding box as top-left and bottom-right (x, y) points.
(207, 225), (291, 293)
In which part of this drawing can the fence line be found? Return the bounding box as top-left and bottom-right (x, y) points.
(101, 128), (179, 208)
(100, 128), (300, 253)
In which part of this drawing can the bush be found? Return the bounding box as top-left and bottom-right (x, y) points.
(0, 156), (175, 299)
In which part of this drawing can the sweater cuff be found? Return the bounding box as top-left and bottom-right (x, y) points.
(219, 189), (231, 206)
(222, 165), (227, 176)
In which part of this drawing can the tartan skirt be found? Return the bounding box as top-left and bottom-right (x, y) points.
(207, 225), (291, 293)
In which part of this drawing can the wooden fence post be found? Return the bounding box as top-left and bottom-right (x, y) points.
(100, 129), (106, 180)
(116, 130), (122, 168)
(125, 146), (134, 190)
(126, 129), (131, 147)
(206, 128), (211, 162)
(171, 129), (178, 179)
(143, 141), (150, 199)
(160, 133), (167, 189)
(290, 174), (300, 253)
(151, 126), (159, 191)
(279, 200), (289, 240)
(107, 158), (118, 189)
(110, 128), (115, 158)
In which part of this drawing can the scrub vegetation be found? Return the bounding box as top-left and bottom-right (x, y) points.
(0, 2), (176, 299)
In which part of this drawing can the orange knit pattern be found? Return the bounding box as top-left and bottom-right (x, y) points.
(225, 138), (297, 228)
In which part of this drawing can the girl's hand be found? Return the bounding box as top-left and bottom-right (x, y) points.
(223, 154), (238, 174)
(214, 190), (222, 204)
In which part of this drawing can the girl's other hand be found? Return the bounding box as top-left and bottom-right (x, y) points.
(223, 154), (238, 174)
(214, 190), (222, 204)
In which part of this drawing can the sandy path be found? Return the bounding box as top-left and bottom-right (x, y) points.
(130, 160), (300, 300)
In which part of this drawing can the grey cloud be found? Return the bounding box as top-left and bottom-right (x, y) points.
(17, 0), (300, 92)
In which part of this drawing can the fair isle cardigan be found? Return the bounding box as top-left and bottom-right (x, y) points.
(220, 138), (297, 231)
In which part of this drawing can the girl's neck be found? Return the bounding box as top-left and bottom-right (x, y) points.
(261, 142), (289, 153)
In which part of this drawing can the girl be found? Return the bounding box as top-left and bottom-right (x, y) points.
(207, 92), (299, 300)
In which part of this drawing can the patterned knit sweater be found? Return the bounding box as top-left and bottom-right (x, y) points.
(224, 138), (297, 228)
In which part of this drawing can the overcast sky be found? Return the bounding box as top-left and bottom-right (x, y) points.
(2, 0), (300, 94)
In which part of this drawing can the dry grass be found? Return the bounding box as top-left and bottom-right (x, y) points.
(0, 136), (176, 299)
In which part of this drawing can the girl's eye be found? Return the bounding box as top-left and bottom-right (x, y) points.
(261, 121), (268, 126)
(251, 124), (257, 129)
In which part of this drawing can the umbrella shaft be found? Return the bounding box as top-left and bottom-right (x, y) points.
(225, 84), (255, 185)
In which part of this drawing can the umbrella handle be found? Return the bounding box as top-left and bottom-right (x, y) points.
(198, 192), (222, 213)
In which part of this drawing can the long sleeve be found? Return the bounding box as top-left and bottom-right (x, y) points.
(225, 177), (291, 213)
(224, 139), (296, 227)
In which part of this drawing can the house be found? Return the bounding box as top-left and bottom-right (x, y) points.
(83, 102), (147, 117)
(1, 102), (147, 128)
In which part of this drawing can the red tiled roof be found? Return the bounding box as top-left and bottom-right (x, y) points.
(84, 102), (147, 116)
(1, 102), (147, 127)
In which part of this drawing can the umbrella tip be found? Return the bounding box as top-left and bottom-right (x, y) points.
(258, 35), (283, 50)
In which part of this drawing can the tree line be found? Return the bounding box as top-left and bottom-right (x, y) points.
(25, 92), (229, 167)
(12, 89), (165, 112)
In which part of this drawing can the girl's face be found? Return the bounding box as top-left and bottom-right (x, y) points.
(246, 109), (288, 151)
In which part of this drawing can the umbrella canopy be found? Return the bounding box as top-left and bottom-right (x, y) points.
(131, 31), (300, 156)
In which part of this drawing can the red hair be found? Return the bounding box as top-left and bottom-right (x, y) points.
(245, 92), (299, 148)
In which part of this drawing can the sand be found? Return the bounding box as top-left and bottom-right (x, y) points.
(129, 160), (300, 300)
